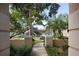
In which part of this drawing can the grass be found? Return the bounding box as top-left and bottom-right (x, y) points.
(33, 37), (41, 41)
(32, 37), (43, 45)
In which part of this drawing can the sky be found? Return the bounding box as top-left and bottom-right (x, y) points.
(57, 3), (69, 15)
(34, 3), (69, 30)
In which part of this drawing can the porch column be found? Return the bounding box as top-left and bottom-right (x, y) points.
(69, 3), (79, 56)
(0, 4), (9, 56)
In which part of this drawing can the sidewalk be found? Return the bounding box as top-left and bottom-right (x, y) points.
(31, 41), (48, 56)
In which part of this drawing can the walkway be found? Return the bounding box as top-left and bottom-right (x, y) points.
(31, 41), (48, 56)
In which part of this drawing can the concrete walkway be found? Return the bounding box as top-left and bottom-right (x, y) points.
(31, 41), (48, 56)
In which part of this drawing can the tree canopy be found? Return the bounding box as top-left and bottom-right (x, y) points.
(12, 3), (60, 26)
(46, 14), (68, 38)
(10, 3), (60, 38)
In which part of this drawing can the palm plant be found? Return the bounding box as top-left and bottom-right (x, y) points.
(46, 14), (68, 39)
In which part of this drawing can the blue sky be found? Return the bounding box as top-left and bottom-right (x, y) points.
(57, 3), (69, 15)
(34, 3), (69, 30)
(44, 3), (69, 17)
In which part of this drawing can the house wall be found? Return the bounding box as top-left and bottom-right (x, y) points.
(0, 4), (10, 56)
(69, 3), (79, 56)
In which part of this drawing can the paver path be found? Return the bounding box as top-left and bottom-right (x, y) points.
(31, 41), (48, 56)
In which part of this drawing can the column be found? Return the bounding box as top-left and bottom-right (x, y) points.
(0, 4), (10, 56)
(69, 3), (79, 56)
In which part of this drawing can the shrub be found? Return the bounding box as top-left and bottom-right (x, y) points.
(46, 45), (66, 56)
(46, 45), (59, 56)
(10, 45), (32, 56)
(62, 45), (68, 56)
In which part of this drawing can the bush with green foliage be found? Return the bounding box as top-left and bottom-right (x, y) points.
(46, 45), (68, 56)
(46, 45), (58, 56)
(10, 45), (32, 56)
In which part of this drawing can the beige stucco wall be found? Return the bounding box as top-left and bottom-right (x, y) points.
(10, 38), (25, 48)
(46, 36), (53, 47)
(25, 37), (32, 46)
(69, 3), (79, 56)
(0, 4), (9, 56)
(10, 37), (32, 48)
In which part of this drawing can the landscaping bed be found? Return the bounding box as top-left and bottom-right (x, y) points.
(10, 45), (32, 56)
(53, 39), (68, 47)
(46, 45), (68, 56)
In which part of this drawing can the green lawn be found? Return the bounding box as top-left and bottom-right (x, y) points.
(32, 37), (44, 45)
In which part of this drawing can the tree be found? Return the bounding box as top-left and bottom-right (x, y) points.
(10, 6), (27, 38)
(10, 3), (60, 38)
(46, 14), (68, 38)
(13, 3), (60, 26)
